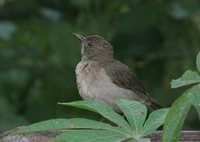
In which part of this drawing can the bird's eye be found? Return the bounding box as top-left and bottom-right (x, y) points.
(88, 41), (93, 47)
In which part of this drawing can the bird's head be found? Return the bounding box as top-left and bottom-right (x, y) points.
(73, 33), (113, 61)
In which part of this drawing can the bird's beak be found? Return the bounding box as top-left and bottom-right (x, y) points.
(72, 33), (86, 41)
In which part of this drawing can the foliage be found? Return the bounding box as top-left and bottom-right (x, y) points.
(163, 52), (200, 142)
(16, 99), (169, 142)
(0, 0), (200, 131)
(170, 70), (200, 88)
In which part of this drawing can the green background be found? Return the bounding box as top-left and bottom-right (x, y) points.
(0, 0), (199, 131)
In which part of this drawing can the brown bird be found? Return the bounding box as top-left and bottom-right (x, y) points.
(73, 33), (163, 112)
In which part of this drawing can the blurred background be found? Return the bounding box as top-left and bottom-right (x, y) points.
(0, 0), (200, 131)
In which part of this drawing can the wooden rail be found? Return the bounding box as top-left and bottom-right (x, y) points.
(148, 131), (200, 142)
(0, 127), (200, 142)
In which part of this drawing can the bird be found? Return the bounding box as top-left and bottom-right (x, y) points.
(73, 33), (163, 112)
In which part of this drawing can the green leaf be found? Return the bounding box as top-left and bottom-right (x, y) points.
(162, 88), (192, 142)
(53, 130), (129, 142)
(16, 118), (113, 134)
(187, 84), (200, 118)
(59, 100), (131, 132)
(197, 52), (200, 72)
(141, 108), (169, 136)
(170, 70), (200, 88)
(129, 138), (150, 142)
(117, 99), (147, 134)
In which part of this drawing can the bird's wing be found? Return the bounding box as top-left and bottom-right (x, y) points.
(103, 60), (150, 100)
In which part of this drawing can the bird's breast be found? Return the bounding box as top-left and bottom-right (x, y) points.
(75, 61), (137, 109)
(75, 61), (105, 99)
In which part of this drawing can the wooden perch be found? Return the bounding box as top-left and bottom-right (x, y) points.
(149, 131), (200, 142)
(0, 127), (200, 142)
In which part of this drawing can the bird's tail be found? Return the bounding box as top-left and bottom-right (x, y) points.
(149, 98), (164, 110)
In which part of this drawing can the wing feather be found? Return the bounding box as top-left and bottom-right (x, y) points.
(103, 60), (150, 103)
